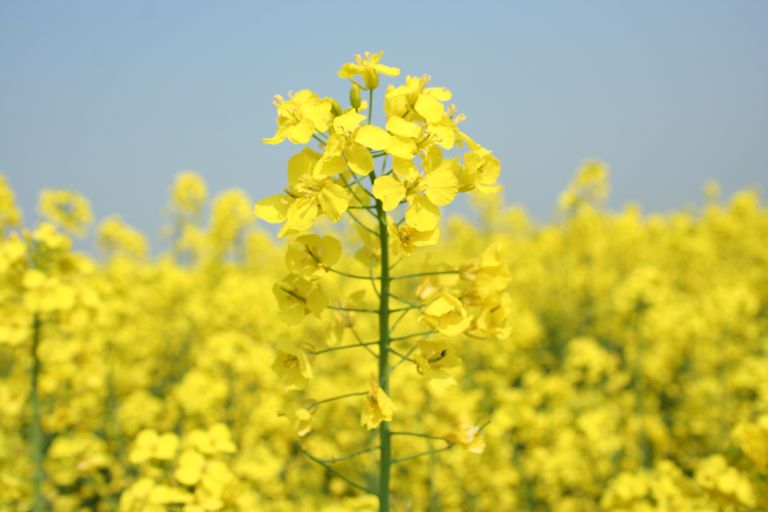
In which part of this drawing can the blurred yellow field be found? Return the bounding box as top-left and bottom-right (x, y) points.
(1, 52), (767, 511)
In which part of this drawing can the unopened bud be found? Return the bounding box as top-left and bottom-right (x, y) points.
(349, 84), (362, 109)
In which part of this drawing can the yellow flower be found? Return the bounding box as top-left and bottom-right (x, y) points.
(385, 75), (452, 124)
(419, 291), (471, 337)
(459, 243), (511, 304)
(187, 423), (237, 456)
(0, 173), (22, 232)
(371, 148), (459, 231)
(318, 109), (376, 176)
(442, 424), (486, 454)
(471, 292), (513, 339)
(96, 216), (148, 259)
(254, 148), (351, 235)
(388, 218), (440, 256)
(129, 429), (180, 464)
(175, 449), (206, 486)
(273, 273), (329, 324)
(148, 484), (193, 505)
(280, 398), (317, 437)
(337, 51), (400, 90)
(22, 269), (76, 313)
(263, 89), (333, 145)
(272, 340), (314, 389)
(732, 416), (768, 468)
(557, 159), (610, 211)
(38, 188), (93, 237)
(285, 234), (342, 279)
(170, 171), (207, 216)
(456, 148), (502, 194)
(414, 341), (461, 380)
(361, 378), (395, 430)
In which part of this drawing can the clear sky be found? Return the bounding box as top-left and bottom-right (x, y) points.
(1, 0), (766, 242)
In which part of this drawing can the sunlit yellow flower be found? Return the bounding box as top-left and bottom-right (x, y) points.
(361, 378), (395, 430)
(372, 148), (459, 231)
(175, 449), (206, 486)
(254, 148), (351, 235)
(388, 218), (440, 256)
(170, 171), (207, 216)
(129, 429), (180, 464)
(413, 340), (461, 380)
(279, 398), (317, 437)
(97, 216), (148, 259)
(557, 159), (610, 211)
(263, 89), (333, 145)
(187, 423), (237, 456)
(38, 188), (93, 237)
(0, 173), (22, 232)
(442, 424), (486, 454)
(419, 291), (471, 337)
(285, 234), (342, 279)
(338, 51), (400, 90)
(272, 340), (314, 389)
(732, 416), (768, 468)
(273, 273), (329, 324)
(456, 148), (502, 194)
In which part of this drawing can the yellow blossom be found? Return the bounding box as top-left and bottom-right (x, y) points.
(272, 340), (314, 389)
(263, 89), (333, 145)
(361, 378), (395, 430)
(273, 273), (329, 324)
(337, 51), (400, 90)
(419, 291), (471, 337)
(285, 234), (342, 279)
(38, 188), (93, 237)
(442, 424), (486, 454)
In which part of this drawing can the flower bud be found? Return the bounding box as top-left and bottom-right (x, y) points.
(349, 84), (362, 109)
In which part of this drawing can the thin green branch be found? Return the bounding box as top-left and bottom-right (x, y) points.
(328, 268), (381, 280)
(391, 344), (419, 372)
(313, 341), (379, 355)
(392, 444), (453, 464)
(305, 444), (380, 464)
(346, 324), (379, 359)
(390, 308), (412, 334)
(390, 431), (445, 441)
(328, 306), (380, 314)
(315, 391), (368, 406)
(347, 208), (380, 237)
(390, 270), (460, 281)
(301, 446), (378, 495)
(341, 175), (377, 216)
(346, 174), (377, 200)
(388, 292), (422, 308)
(388, 347), (416, 364)
(391, 330), (435, 342)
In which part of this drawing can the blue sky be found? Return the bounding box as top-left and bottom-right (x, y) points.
(1, 0), (766, 242)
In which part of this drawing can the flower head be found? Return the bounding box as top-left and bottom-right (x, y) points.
(361, 378), (395, 430)
(338, 51), (400, 90)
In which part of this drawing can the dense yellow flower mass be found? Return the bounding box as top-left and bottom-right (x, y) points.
(1, 54), (768, 511)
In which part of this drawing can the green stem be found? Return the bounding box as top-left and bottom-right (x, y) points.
(30, 314), (46, 512)
(373, 157), (393, 512)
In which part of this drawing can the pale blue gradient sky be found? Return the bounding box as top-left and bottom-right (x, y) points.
(1, 1), (766, 243)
